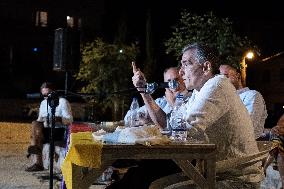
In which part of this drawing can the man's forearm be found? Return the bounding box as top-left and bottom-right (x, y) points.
(141, 93), (166, 129)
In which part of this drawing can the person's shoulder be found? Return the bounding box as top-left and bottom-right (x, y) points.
(40, 99), (47, 104)
(207, 75), (234, 90)
(59, 97), (70, 103)
(208, 74), (228, 84)
(201, 75), (236, 97)
(242, 88), (263, 97)
(239, 88), (266, 104)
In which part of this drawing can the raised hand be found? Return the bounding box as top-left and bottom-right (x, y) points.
(165, 88), (175, 107)
(132, 61), (146, 92)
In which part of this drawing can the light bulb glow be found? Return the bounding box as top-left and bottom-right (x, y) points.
(246, 52), (254, 59)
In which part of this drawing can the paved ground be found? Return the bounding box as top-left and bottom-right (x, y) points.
(0, 143), (51, 189)
(0, 144), (106, 189)
(0, 122), (49, 189)
(0, 122), (282, 189)
(0, 122), (104, 189)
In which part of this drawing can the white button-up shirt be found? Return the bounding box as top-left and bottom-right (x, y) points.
(124, 91), (191, 125)
(37, 97), (73, 127)
(176, 75), (262, 182)
(237, 87), (267, 139)
(182, 75), (259, 159)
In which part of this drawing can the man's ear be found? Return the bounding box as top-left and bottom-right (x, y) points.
(236, 72), (241, 80)
(202, 61), (212, 73)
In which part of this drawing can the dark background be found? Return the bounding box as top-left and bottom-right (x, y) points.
(0, 0), (284, 96)
(0, 0), (284, 124)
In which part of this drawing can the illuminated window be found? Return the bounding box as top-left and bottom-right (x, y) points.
(66, 16), (82, 28)
(35, 11), (48, 27)
(67, 16), (74, 27)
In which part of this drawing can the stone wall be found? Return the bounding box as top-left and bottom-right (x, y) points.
(0, 122), (30, 144)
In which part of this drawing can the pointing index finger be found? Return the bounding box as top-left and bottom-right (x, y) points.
(132, 61), (137, 73)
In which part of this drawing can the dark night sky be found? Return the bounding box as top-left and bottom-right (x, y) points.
(104, 0), (284, 59)
(1, 0), (284, 98)
(0, 0), (283, 124)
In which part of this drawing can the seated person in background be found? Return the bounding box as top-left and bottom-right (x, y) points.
(109, 66), (191, 182)
(124, 66), (191, 126)
(219, 64), (267, 139)
(25, 82), (73, 172)
(106, 67), (190, 189)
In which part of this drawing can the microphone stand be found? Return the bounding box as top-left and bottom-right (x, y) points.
(47, 92), (59, 189)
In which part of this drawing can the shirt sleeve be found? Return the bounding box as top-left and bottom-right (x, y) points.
(58, 98), (73, 125)
(123, 97), (168, 124)
(37, 100), (45, 122)
(242, 91), (267, 138)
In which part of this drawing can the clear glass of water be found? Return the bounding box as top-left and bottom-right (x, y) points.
(171, 128), (188, 142)
(170, 115), (188, 142)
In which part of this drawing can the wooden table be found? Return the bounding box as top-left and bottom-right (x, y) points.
(68, 142), (217, 189)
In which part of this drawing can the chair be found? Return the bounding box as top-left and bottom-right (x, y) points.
(150, 141), (272, 189)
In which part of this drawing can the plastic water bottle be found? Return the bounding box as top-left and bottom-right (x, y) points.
(129, 97), (139, 127)
(170, 94), (183, 127)
(170, 94), (187, 141)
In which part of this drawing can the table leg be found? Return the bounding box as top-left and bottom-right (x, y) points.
(174, 159), (215, 189)
(204, 158), (216, 189)
(71, 160), (114, 189)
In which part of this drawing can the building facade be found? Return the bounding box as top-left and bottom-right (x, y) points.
(0, 0), (104, 97)
(247, 52), (284, 127)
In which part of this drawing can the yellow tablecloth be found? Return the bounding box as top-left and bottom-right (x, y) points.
(61, 131), (103, 189)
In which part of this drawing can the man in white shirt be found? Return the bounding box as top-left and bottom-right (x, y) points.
(106, 68), (191, 189)
(145, 43), (263, 189)
(25, 82), (73, 172)
(124, 66), (191, 126)
(219, 64), (268, 139)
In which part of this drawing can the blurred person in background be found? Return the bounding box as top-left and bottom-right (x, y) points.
(25, 82), (73, 172)
(219, 64), (267, 139)
(124, 65), (191, 127)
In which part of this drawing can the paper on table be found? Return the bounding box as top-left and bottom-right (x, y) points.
(99, 125), (170, 145)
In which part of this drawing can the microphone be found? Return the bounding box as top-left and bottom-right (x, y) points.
(26, 93), (42, 99)
(145, 80), (179, 94)
(26, 91), (62, 99)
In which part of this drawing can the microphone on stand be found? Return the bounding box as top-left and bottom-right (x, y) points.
(26, 90), (65, 99)
(26, 93), (42, 99)
(101, 80), (179, 96)
(145, 79), (179, 94)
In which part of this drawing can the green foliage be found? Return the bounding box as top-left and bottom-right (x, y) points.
(76, 38), (139, 120)
(165, 10), (258, 70)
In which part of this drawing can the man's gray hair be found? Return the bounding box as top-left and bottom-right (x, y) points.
(182, 43), (220, 74)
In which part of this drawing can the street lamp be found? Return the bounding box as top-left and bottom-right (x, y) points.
(240, 51), (254, 87)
